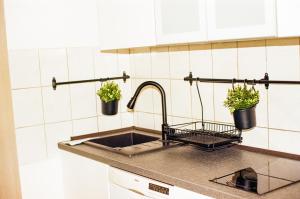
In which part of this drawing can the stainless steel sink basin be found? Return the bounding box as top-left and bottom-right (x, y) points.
(87, 132), (159, 148)
(84, 131), (180, 157)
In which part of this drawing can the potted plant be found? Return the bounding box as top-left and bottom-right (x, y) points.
(224, 84), (259, 130)
(97, 81), (121, 115)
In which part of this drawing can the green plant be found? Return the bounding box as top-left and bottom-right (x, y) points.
(224, 85), (259, 113)
(97, 81), (121, 103)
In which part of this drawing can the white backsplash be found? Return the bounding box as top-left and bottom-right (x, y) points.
(7, 38), (300, 199)
(129, 38), (300, 156)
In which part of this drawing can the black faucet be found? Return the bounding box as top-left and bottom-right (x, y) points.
(127, 81), (168, 141)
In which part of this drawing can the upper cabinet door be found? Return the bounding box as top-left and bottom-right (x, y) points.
(206, 0), (277, 41)
(98, 0), (156, 50)
(154, 0), (207, 45)
(277, 0), (300, 37)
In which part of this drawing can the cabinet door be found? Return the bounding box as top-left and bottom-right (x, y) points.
(98, 0), (156, 50)
(277, 0), (300, 37)
(206, 0), (276, 41)
(154, 0), (207, 45)
(61, 151), (109, 199)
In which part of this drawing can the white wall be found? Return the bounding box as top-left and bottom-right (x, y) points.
(4, 1), (132, 198)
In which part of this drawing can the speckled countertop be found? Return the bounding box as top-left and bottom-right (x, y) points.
(58, 128), (300, 199)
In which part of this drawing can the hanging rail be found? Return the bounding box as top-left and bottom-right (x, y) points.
(184, 72), (300, 89)
(52, 71), (130, 90)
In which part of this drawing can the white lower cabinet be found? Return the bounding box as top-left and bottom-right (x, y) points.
(61, 152), (213, 199)
(61, 151), (110, 199)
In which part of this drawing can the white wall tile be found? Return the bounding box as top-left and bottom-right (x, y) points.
(169, 46), (190, 79)
(136, 112), (155, 129)
(238, 41), (267, 79)
(119, 80), (132, 113)
(269, 85), (300, 131)
(130, 48), (152, 78)
(8, 49), (40, 89)
(253, 86), (268, 128)
(151, 47), (170, 79)
(269, 129), (300, 155)
(121, 112), (134, 128)
(72, 117), (98, 136)
(241, 127), (268, 149)
(191, 83), (214, 121)
(133, 112), (139, 126)
(42, 86), (71, 123)
(170, 80), (191, 118)
(154, 114), (163, 131)
(45, 121), (72, 158)
(132, 79), (154, 113)
(212, 42), (238, 78)
(152, 79), (172, 115)
(39, 48), (68, 86)
(171, 116), (193, 125)
(70, 83), (97, 119)
(189, 44), (214, 122)
(67, 47), (94, 81)
(266, 39), (300, 80)
(189, 44), (213, 78)
(94, 50), (118, 77)
(12, 88), (44, 128)
(98, 115), (122, 131)
(16, 126), (47, 165)
(117, 49), (131, 73)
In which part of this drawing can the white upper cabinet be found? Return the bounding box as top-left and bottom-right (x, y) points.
(5, 0), (99, 49)
(206, 0), (277, 41)
(98, 0), (156, 50)
(277, 0), (300, 37)
(154, 0), (207, 45)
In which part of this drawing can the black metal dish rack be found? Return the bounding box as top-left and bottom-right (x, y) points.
(165, 121), (242, 151)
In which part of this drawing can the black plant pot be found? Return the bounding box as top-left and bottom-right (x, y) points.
(101, 100), (119, 115)
(233, 106), (256, 130)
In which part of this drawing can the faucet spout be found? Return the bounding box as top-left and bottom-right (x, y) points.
(127, 81), (168, 140)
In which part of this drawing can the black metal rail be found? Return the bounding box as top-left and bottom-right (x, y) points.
(184, 72), (300, 89)
(52, 71), (130, 90)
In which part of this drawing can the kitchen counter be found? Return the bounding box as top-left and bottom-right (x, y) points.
(58, 127), (300, 199)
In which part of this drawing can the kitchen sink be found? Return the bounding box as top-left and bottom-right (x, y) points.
(87, 132), (159, 148)
(84, 132), (181, 156)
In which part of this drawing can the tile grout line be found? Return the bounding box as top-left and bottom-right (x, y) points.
(167, 46), (173, 124)
(211, 43), (216, 122)
(37, 48), (49, 158)
(187, 45), (193, 120)
(66, 48), (74, 137)
(94, 47), (100, 132)
(116, 49), (125, 128)
(265, 39), (270, 150)
(149, 48), (155, 129)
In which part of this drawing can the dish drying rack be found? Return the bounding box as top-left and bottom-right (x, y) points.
(165, 121), (242, 151)
(166, 71), (300, 151)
